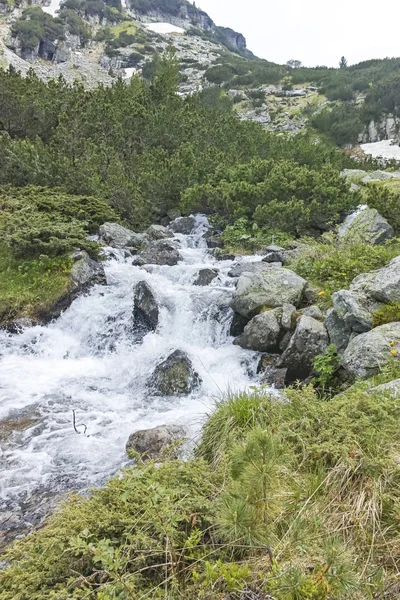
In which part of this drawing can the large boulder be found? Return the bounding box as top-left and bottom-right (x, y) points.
(194, 268), (218, 286)
(279, 315), (329, 381)
(137, 240), (180, 266)
(99, 222), (146, 250)
(233, 308), (282, 352)
(231, 268), (307, 318)
(168, 216), (196, 235)
(133, 281), (159, 339)
(342, 322), (400, 379)
(331, 289), (375, 334)
(353, 256), (400, 304)
(228, 261), (276, 278)
(146, 224), (174, 240)
(149, 350), (201, 396)
(126, 424), (185, 460)
(338, 207), (394, 245)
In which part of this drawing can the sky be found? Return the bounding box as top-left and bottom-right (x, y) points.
(198, 0), (400, 67)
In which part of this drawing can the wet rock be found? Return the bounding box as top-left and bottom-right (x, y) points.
(338, 207), (394, 245)
(138, 240), (180, 266)
(342, 322), (400, 379)
(5, 318), (34, 333)
(194, 268), (218, 286)
(168, 216), (196, 235)
(126, 424), (185, 460)
(0, 406), (43, 445)
(279, 315), (329, 381)
(146, 224), (174, 240)
(230, 312), (249, 337)
(149, 350), (201, 396)
(133, 281), (159, 339)
(216, 252), (236, 261)
(231, 268), (307, 318)
(257, 354), (287, 389)
(234, 308), (282, 352)
(99, 222), (147, 250)
(326, 308), (352, 354)
(206, 235), (223, 249)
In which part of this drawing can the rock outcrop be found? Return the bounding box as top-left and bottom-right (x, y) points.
(231, 267), (307, 318)
(146, 224), (173, 240)
(149, 350), (201, 396)
(133, 281), (159, 339)
(342, 322), (400, 379)
(126, 424), (185, 460)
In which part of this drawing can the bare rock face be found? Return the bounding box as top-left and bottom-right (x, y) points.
(126, 424), (186, 460)
(149, 350), (201, 396)
(279, 315), (329, 382)
(231, 268), (307, 318)
(342, 322), (400, 379)
(133, 281), (159, 340)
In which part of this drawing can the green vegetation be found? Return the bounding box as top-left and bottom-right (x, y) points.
(3, 381), (400, 598)
(11, 7), (64, 52)
(363, 184), (400, 234)
(373, 303), (400, 327)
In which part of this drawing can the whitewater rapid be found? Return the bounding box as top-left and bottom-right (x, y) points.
(0, 217), (261, 522)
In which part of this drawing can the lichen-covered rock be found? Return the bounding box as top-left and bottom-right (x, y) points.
(301, 305), (323, 320)
(262, 245), (286, 264)
(281, 303), (297, 330)
(355, 256), (400, 304)
(338, 207), (394, 245)
(331, 289), (375, 333)
(168, 216), (196, 235)
(369, 379), (400, 398)
(233, 308), (282, 352)
(231, 268), (307, 318)
(342, 322), (400, 378)
(126, 424), (185, 459)
(99, 222), (146, 250)
(149, 350), (201, 396)
(70, 251), (106, 290)
(326, 308), (352, 354)
(228, 262), (273, 278)
(279, 315), (329, 381)
(133, 281), (159, 340)
(194, 268), (218, 286)
(146, 224), (174, 240)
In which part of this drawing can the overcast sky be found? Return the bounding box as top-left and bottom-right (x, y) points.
(198, 0), (400, 67)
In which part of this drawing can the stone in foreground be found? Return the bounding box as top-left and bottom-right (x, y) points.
(342, 322), (400, 379)
(126, 424), (185, 460)
(231, 268), (307, 318)
(133, 281), (159, 339)
(149, 350), (201, 396)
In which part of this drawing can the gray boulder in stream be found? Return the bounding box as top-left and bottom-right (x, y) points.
(279, 315), (329, 381)
(168, 216), (196, 235)
(137, 240), (180, 266)
(133, 281), (159, 339)
(231, 267), (307, 318)
(149, 350), (201, 396)
(194, 268), (218, 286)
(126, 424), (185, 460)
(234, 308), (282, 352)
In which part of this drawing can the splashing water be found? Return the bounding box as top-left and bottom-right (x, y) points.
(0, 216), (262, 532)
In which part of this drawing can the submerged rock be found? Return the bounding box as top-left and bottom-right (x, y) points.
(342, 322), (400, 379)
(133, 281), (159, 340)
(279, 315), (329, 381)
(126, 424), (185, 460)
(194, 268), (218, 286)
(231, 268), (307, 318)
(149, 350), (201, 396)
(338, 207), (394, 245)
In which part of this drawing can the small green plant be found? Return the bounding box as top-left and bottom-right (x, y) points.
(373, 303), (400, 327)
(313, 344), (341, 391)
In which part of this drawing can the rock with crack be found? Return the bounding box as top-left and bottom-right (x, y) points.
(133, 281), (159, 340)
(326, 308), (353, 354)
(338, 207), (394, 245)
(99, 222), (147, 250)
(126, 424), (186, 460)
(342, 322), (400, 379)
(331, 289), (376, 334)
(149, 350), (201, 396)
(194, 268), (218, 286)
(233, 308), (282, 352)
(279, 315), (329, 381)
(231, 267), (307, 318)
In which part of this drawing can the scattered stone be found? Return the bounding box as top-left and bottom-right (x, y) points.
(338, 207), (394, 245)
(279, 315), (329, 381)
(194, 268), (218, 286)
(149, 350), (201, 396)
(231, 268), (307, 318)
(133, 281), (159, 340)
(234, 308), (282, 352)
(126, 424), (185, 460)
(146, 224), (174, 240)
(99, 222), (146, 250)
(301, 305), (323, 320)
(342, 322), (400, 379)
(168, 216), (196, 235)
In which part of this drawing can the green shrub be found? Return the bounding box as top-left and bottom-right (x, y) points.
(204, 64), (236, 84)
(363, 184), (400, 234)
(373, 303), (400, 327)
(12, 7), (64, 51)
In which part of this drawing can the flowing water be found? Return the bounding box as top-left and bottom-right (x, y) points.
(0, 216), (261, 537)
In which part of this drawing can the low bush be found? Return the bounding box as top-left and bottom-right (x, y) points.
(373, 303), (400, 327)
